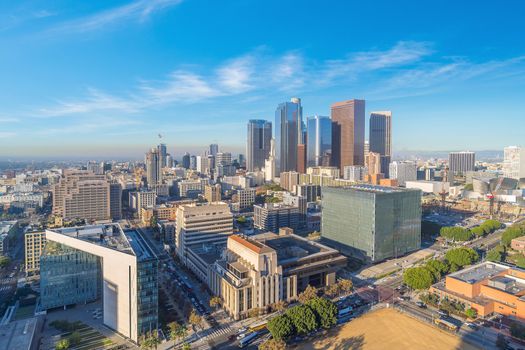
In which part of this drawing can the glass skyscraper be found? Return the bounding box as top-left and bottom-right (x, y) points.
(307, 115), (332, 167)
(369, 111), (392, 177)
(246, 120), (272, 172)
(275, 97), (302, 174)
(321, 185), (421, 262)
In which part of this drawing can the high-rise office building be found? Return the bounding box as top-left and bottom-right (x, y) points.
(109, 182), (122, 220)
(331, 99), (365, 175)
(246, 120), (272, 172)
(307, 115), (332, 167)
(146, 148), (162, 187)
(265, 138), (277, 181)
(389, 161), (417, 186)
(322, 185), (421, 262)
(364, 140), (369, 160)
(343, 166), (368, 182)
(503, 146), (525, 179)
(369, 111), (392, 177)
(448, 151), (476, 183)
(189, 155), (197, 170)
(157, 143), (167, 168)
(275, 98), (303, 174)
(175, 202), (233, 262)
(216, 152), (232, 166)
(52, 170), (110, 221)
(40, 224), (158, 343)
(209, 144), (219, 156)
(204, 184), (222, 203)
(297, 144), (307, 174)
(182, 153), (191, 169)
(365, 152), (382, 176)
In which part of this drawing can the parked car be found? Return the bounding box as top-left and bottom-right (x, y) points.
(415, 301), (426, 308)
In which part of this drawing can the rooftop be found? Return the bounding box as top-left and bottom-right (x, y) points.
(0, 317), (38, 350)
(326, 184), (418, 194)
(449, 262), (508, 284)
(0, 220), (16, 235)
(187, 242), (225, 264)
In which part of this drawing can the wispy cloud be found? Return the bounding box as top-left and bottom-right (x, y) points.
(29, 41), (525, 118)
(50, 0), (182, 33)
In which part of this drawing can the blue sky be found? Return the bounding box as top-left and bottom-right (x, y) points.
(0, 0), (524, 159)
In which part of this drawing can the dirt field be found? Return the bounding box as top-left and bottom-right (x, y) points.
(302, 308), (480, 350)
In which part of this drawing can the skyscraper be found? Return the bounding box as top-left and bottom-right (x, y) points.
(448, 151), (475, 183)
(246, 120), (272, 172)
(146, 148), (162, 187)
(331, 99), (365, 175)
(190, 155), (197, 170)
(369, 111), (392, 177)
(182, 152), (191, 169)
(307, 115), (332, 167)
(209, 143), (219, 156)
(389, 161), (417, 186)
(503, 146), (525, 179)
(157, 143), (167, 168)
(275, 97), (303, 174)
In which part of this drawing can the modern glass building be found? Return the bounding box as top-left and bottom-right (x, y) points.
(275, 97), (302, 174)
(39, 224), (158, 343)
(307, 115), (332, 167)
(246, 119), (272, 172)
(321, 185), (421, 262)
(369, 111), (392, 177)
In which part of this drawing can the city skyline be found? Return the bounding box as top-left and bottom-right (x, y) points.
(1, 0), (525, 158)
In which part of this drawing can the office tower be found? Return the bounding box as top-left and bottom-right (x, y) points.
(307, 115), (332, 168)
(189, 155), (197, 170)
(322, 185), (421, 262)
(52, 170), (110, 221)
(196, 156), (207, 173)
(389, 161), (417, 186)
(503, 146), (525, 179)
(129, 190), (157, 211)
(175, 202), (233, 262)
(297, 144), (307, 173)
(24, 231), (46, 278)
(364, 141), (369, 160)
(209, 143), (219, 156)
(166, 154), (173, 168)
(40, 224), (158, 342)
(448, 151), (476, 183)
(247, 120), (272, 172)
(109, 182), (122, 220)
(146, 148), (162, 187)
(157, 143), (167, 168)
(182, 153), (191, 169)
(265, 138), (277, 182)
(216, 152), (232, 166)
(254, 202), (301, 232)
(331, 99), (366, 175)
(204, 184), (222, 203)
(365, 152), (382, 176)
(343, 166), (368, 182)
(237, 188), (256, 209)
(275, 97), (303, 174)
(207, 154), (216, 173)
(280, 171), (300, 191)
(209, 231), (346, 320)
(238, 154), (246, 168)
(369, 111), (392, 177)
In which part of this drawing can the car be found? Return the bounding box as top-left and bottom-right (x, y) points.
(437, 310), (449, 317)
(237, 333), (247, 340)
(238, 326), (248, 333)
(367, 285), (375, 290)
(415, 301), (426, 308)
(465, 322), (478, 330)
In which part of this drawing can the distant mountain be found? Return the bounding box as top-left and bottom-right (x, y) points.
(393, 150), (504, 162)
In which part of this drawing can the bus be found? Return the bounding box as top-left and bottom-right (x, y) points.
(239, 331), (259, 348)
(434, 318), (458, 331)
(338, 306), (353, 318)
(250, 322), (268, 332)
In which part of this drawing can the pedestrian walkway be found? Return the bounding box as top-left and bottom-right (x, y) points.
(200, 324), (233, 340)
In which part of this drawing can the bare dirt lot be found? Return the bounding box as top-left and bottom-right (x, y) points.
(302, 308), (479, 350)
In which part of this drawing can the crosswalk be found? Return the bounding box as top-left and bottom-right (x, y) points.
(200, 324), (234, 340)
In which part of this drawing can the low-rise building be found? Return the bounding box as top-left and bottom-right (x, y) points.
(511, 237), (525, 253)
(430, 262), (525, 320)
(209, 229), (346, 319)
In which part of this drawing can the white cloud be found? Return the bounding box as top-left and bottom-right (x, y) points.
(50, 0), (182, 33)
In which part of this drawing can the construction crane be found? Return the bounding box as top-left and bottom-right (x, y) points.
(487, 177), (505, 219)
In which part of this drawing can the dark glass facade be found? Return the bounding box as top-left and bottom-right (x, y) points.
(307, 116), (332, 167)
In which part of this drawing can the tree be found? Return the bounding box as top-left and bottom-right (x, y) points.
(513, 254), (525, 269)
(267, 314), (295, 340)
(248, 308), (261, 318)
(271, 300), (287, 312)
(425, 259), (449, 280)
(189, 310), (203, 329)
(306, 297), (338, 329)
(403, 266), (435, 290)
(0, 255), (10, 268)
(487, 245), (506, 262)
(440, 226), (473, 241)
(141, 331), (161, 350)
(168, 322), (187, 342)
(325, 283), (340, 298)
(209, 296), (222, 309)
(68, 332), (81, 346)
(285, 305), (318, 335)
(259, 338), (287, 350)
(445, 247), (479, 268)
(337, 279), (353, 294)
(55, 339), (70, 350)
(502, 226), (525, 246)
(298, 285), (318, 304)
(181, 343), (192, 350)
(150, 215), (158, 230)
(465, 308), (477, 319)
(237, 216), (247, 224)
(470, 227), (485, 237)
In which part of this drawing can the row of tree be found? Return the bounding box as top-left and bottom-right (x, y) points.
(403, 247), (479, 290)
(267, 296), (338, 341)
(439, 220), (501, 242)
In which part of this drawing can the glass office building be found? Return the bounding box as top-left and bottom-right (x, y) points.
(307, 115), (332, 167)
(275, 98), (302, 174)
(321, 185), (421, 262)
(40, 242), (101, 309)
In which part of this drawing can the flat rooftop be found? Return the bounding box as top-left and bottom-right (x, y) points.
(0, 317), (38, 350)
(326, 184), (418, 194)
(49, 224), (156, 261)
(0, 220), (16, 235)
(187, 243), (225, 264)
(449, 262), (508, 284)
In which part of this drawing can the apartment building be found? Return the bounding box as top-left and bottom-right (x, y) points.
(204, 184), (222, 203)
(24, 231), (46, 278)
